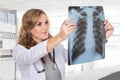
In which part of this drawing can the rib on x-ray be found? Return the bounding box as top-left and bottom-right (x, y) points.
(68, 6), (105, 65)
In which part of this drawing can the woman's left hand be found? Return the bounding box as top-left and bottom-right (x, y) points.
(104, 20), (114, 40)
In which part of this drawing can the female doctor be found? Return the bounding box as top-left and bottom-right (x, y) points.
(12, 8), (114, 80)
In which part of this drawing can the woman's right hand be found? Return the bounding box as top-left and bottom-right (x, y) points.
(58, 18), (76, 40)
(47, 19), (76, 52)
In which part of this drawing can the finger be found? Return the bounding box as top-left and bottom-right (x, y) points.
(67, 28), (76, 34)
(104, 24), (113, 31)
(63, 25), (76, 32)
(67, 23), (76, 27)
(63, 18), (73, 25)
(104, 22), (111, 29)
(104, 19), (108, 24)
(62, 23), (76, 30)
(104, 21), (110, 29)
(67, 26), (76, 32)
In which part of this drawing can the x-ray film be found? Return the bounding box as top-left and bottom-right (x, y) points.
(68, 6), (105, 65)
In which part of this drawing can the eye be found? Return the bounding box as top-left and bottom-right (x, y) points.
(36, 22), (42, 27)
(45, 20), (49, 25)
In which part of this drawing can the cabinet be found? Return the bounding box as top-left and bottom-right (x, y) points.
(0, 8), (17, 80)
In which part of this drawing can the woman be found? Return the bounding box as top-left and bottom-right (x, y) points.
(12, 9), (114, 80)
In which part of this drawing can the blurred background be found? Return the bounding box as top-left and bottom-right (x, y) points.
(0, 0), (120, 80)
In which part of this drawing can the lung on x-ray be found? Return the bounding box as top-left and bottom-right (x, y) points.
(68, 6), (105, 65)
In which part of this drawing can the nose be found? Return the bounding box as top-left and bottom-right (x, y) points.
(43, 23), (48, 29)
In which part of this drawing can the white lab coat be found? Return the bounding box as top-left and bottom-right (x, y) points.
(12, 40), (67, 80)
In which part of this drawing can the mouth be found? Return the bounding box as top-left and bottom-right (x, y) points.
(41, 32), (48, 35)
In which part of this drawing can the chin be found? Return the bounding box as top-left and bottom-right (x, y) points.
(41, 36), (48, 40)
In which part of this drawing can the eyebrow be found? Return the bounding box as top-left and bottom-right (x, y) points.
(36, 20), (48, 23)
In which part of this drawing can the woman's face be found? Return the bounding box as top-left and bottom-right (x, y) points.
(30, 14), (49, 43)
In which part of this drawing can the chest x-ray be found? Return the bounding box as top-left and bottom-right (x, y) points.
(68, 6), (105, 65)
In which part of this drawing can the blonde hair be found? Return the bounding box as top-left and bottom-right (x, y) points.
(18, 9), (52, 49)
(18, 9), (52, 64)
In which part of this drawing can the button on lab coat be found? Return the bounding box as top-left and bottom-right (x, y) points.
(12, 40), (67, 80)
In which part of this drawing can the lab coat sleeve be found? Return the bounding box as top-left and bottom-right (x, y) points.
(63, 48), (68, 63)
(59, 44), (68, 63)
(12, 40), (48, 65)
